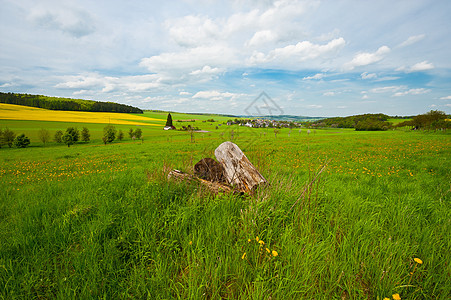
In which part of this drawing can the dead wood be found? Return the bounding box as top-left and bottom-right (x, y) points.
(168, 169), (233, 194)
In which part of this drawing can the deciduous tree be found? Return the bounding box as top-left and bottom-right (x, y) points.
(38, 128), (51, 146)
(103, 125), (116, 144)
(81, 127), (90, 142)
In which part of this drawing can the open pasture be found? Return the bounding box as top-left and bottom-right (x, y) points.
(0, 114), (450, 299)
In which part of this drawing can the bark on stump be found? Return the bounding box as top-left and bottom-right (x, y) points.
(214, 141), (267, 193)
(194, 158), (226, 183)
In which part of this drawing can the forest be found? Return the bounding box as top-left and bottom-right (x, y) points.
(0, 92), (143, 114)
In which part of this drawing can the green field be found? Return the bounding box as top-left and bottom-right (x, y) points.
(0, 111), (450, 299)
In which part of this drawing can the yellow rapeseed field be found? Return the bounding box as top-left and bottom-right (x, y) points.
(0, 103), (163, 126)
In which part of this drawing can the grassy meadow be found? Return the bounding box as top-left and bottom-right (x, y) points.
(0, 105), (450, 299)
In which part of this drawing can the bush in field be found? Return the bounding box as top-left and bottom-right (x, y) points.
(38, 128), (51, 146)
(134, 128), (142, 139)
(1, 127), (16, 148)
(117, 129), (124, 141)
(14, 133), (30, 148)
(81, 127), (90, 142)
(54, 130), (64, 143)
(128, 128), (142, 140)
(103, 125), (116, 144)
(62, 127), (79, 147)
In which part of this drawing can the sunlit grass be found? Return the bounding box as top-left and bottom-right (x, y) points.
(0, 117), (449, 298)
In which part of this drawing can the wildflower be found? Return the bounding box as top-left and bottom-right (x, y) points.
(259, 240), (265, 245)
(242, 252), (246, 260)
(248, 239), (251, 243)
(414, 258), (423, 264)
(392, 293), (401, 300)
(256, 236), (259, 242)
(383, 298), (390, 300)
(266, 248), (270, 253)
(272, 250), (278, 257)
(189, 241), (192, 245)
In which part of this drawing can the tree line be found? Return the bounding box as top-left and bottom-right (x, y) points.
(0, 92), (143, 113)
(0, 126), (144, 149)
(310, 111), (450, 131)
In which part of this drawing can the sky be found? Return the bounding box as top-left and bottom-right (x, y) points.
(1, 0), (450, 117)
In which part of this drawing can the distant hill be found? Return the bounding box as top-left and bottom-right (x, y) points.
(311, 113), (392, 131)
(0, 92), (143, 114)
(241, 115), (325, 122)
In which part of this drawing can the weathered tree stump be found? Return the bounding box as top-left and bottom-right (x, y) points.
(168, 169), (233, 194)
(194, 158), (226, 183)
(214, 141), (267, 193)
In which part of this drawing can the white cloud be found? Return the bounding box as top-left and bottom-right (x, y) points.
(29, 5), (96, 38)
(370, 86), (405, 93)
(247, 30), (278, 47)
(323, 91), (335, 96)
(179, 91), (191, 96)
(393, 88), (430, 97)
(303, 73), (324, 80)
(166, 15), (220, 48)
(398, 34), (426, 48)
(307, 104), (323, 108)
(140, 46), (235, 75)
(362, 94), (369, 99)
(190, 65), (223, 76)
(409, 61), (434, 72)
(440, 95), (451, 100)
(396, 61), (434, 73)
(361, 72), (377, 80)
(192, 90), (245, 101)
(345, 46), (390, 70)
(249, 37), (345, 66)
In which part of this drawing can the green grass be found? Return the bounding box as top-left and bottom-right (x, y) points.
(0, 116), (450, 299)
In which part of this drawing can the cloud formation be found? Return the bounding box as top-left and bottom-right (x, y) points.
(345, 46), (390, 70)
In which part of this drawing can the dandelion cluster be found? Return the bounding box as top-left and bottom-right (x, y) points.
(1, 154), (131, 186)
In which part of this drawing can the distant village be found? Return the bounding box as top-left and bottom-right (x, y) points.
(174, 117), (303, 131)
(224, 118), (302, 129)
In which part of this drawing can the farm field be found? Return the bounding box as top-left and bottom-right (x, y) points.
(0, 108), (450, 299)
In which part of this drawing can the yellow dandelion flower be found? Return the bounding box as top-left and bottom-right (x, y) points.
(266, 248), (270, 253)
(414, 258), (423, 264)
(189, 241), (192, 245)
(256, 236), (259, 242)
(272, 250), (278, 257)
(392, 293), (401, 300)
(259, 240), (265, 245)
(241, 252), (246, 260)
(383, 298), (390, 300)
(248, 239), (251, 243)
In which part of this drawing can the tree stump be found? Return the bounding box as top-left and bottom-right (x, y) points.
(214, 141), (267, 193)
(194, 158), (226, 183)
(168, 169), (233, 194)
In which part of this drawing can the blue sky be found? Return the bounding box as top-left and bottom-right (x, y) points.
(1, 0), (450, 117)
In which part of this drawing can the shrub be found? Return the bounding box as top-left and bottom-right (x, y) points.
(103, 125), (116, 144)
(134, 128), (142, 139)
(62, 127), (80, 147)
(117, 129), (124, 141)
(1, 128), (16, 148)
(38, 128), (51, 146)
(81, 127), (90, 142)
(14, 134), (30, 148)
(54, 130), (64, 143)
